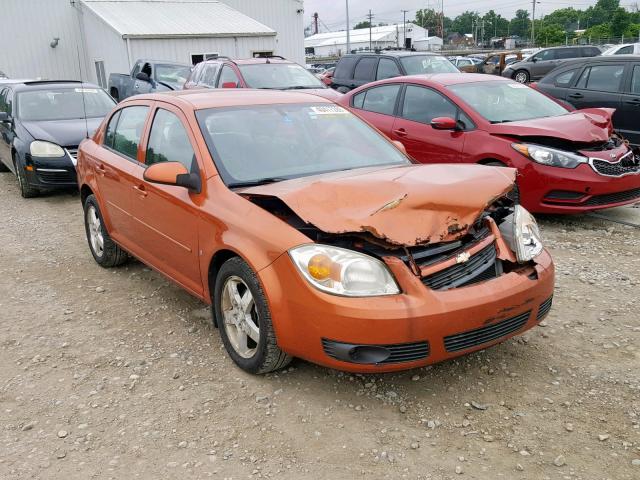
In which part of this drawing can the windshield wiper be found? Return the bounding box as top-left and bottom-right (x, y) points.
(283, 86), (319, 90)
(227, 177), (289, 189)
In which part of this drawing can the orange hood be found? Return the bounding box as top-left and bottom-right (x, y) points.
(239, 164), (516, 246)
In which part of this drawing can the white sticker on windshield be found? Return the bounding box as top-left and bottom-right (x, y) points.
(507, 83), (528, 88)
(309, 105), (349, 116)
(75, 88), (98, 93)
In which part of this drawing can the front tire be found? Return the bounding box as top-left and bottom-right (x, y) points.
(14, 157), (39, 198)
(513, 69), (530, 84)
(214, 257), (291, 374)
(83, 194), (128, 267)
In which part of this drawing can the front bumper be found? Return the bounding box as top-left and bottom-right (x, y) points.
(24, 152), (78, 188)
(260, 248), (555, 373)
(518, 157), (640, 214)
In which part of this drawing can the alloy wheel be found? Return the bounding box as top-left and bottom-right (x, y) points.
(221, 276), (260, 359)
(87, 205), (105, 258)
(514, 71), (528, 83)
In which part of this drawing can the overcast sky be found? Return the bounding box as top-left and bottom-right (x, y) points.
(303, 0), (602, 32)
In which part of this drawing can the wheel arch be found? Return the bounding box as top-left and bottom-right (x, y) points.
(80, 184), (94, 205)
(207, 248), (241, 327)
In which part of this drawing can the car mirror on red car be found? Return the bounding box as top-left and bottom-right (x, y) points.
(392, 140), (407, 154)
(143, 162), (201, 193)
(221, 81), (238, 89)
(430, 117), (458, 131)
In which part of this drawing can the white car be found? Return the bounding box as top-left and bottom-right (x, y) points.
(602, 43), (640, 55)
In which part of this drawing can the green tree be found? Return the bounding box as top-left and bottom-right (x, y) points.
(611, 7), (631, 37)
(510, 9), (530, 38)
(353, 21), (371, 30)
(450, 11), (480, 35)
(535, 23), (566, 45)
(415, 8), (440, 31)
(584, 22), (612, 41)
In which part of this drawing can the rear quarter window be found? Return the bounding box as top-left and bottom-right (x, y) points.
(553, 68), (579, 87)
(334, 57), (358, 79)
(353, 57), (378, 81)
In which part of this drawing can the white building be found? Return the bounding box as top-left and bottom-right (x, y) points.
(305, 23), (428, 58)
(413, 36), (443, 52)
(0, 0), (305, 86)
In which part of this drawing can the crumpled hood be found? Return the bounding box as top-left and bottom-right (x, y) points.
(490, 108), (614, 143)
(22, 117), (103, 146)
(240, 164), (516, 246)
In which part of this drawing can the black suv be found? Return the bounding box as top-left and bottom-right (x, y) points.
(534, 55), (640, 146)
(501, 45), (602, 83)
(330, 52), (459, 92)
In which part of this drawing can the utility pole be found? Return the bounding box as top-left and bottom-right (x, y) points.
(367, 10), (375, 51)
(401, 10), (409, 49)
(345, 0), (351, 53)
(531, 0), (539, 46)
(313, 12), (319, 35)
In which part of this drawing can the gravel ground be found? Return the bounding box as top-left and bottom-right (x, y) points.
(0, 171), (639, 480)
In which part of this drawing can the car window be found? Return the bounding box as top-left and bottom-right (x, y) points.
(217, 65), (240, 87)
(17, 87), (115, 121)
(399, 55), (459, 74)
(631, 66), (640, 94)
(554, 69), (578, 87)
(0, 87), (10, 115)
(358, 84), (401, 116)
(352, 91), (366, 109)
(583, 47), (602, 57)
(401, 85), (458, 124)
(616, 45), (634, 55)
(334, 56), (359, 79)
(146, 109), (196, 172)
(575, 64), (625, 92)
(556, 48), (580, 59)
(200, 64), (220, 87)
(487, 55), (500, 65)
(237, 63), (324, 89)
(104, 111), (121, 149)
(459, 59), (472, 67)
(131, 62), (142, 78)
(110, 106), (149, 160)
(534, 49), (555, 61)
(376, 58), (401, 80)
(353, 57), (378, 81)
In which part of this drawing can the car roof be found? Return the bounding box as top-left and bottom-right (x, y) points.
(343, 51), (439, 58)
(198, 57), (293, 66)
(137, 59), (191, 67)
(384, 73), (513, 87)
(132, 88), (334, 110)
(548, 54), (640, 68)
(9, 80), (103, 92)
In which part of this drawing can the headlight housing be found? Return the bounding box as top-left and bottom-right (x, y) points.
(30, 141), (65, 158)
(512, 143), (587, 169)
(289, 244), (400, 297)
(498, 205), (544, 263)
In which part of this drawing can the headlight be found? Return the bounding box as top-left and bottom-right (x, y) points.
(30, 141), (65, 158)
(289, 244), (400, 297)
(512, 143), (587, 169)
(498, 205), (544, 263)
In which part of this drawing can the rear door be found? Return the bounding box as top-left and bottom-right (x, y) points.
(349, 83), (402, 137)
(352, 56), (379, 89)
(391, 84), (466, 163)
(564, 62), (625, 112)
(94, 103), (151, 247)
(617, 62), (640, 145)
(129, 102), (203, 297)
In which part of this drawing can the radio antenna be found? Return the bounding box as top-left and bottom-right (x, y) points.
(75, 43), (89, 139)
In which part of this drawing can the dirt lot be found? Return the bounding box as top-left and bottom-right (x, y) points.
(0, 172), (639, 480)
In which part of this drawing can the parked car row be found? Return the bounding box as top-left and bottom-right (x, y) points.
(2, 51), (639, 376)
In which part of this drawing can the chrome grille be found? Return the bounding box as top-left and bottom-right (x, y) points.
(590, 151), (640, 177)
(421, 243), (499, 291)
(65, 146), (79, 160)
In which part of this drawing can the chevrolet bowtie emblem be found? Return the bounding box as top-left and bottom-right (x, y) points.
(456, 252), (471, 264)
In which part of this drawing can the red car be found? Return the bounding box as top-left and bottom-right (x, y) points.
(183, 56), (341, 101)
(338, 74), (640, 213)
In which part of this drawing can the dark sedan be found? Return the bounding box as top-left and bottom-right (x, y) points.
(532, 55), (640, 146)
(0, 80), (115, 197)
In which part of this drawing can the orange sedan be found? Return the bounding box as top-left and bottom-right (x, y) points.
(76, 89), (555, 374)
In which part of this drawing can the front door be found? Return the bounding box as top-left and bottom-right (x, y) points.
(94, 105), (150, 245)
(0, 87), (15, 171)
(129, 103), (203, 297)
(391, 84), (465, 163)
(530, 49), (559, 80)
(617, 63), (640, 145)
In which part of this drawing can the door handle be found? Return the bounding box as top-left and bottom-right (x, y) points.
(133, 185), (148, 197)
(95, 164), (106, 176)
(568, 93), (583, 99)
(393, 128), (408, 137)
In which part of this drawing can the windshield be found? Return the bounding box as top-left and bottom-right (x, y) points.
(448, 81), (568, 123)
(196, 103), (410, 186)
(238, 64), (325, 89)
(155, 65), (191, 86)
(400, 55), (459, 75)
(17, 87), (115, 121)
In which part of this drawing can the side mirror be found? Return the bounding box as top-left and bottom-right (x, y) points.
(430, 117), (458, 131)
(143, 162), (201, 193)
(531, 57), (538, 63)
(221, 81), (238, 89)
(0, 111), (9, 123)
(135, 72), (151, 82)
(392, 140), (407, 154)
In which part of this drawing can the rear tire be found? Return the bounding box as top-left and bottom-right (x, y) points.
(83, 194), (128, 267)
(513, 70), (529, 84)
(110, 88), (120, 102)
(14, 157), (39, 198)
(336, 86), (350, 93)
(214, 257), (291, 374)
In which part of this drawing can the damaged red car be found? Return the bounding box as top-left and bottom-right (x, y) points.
(77, 90), (554, 374)
(339, 74), (640, 213)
